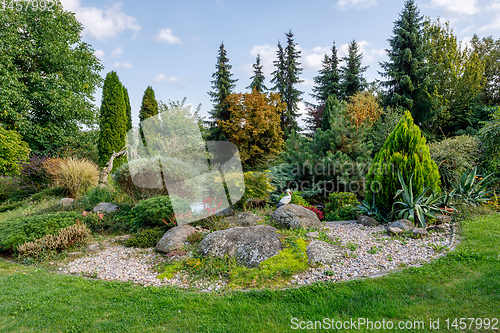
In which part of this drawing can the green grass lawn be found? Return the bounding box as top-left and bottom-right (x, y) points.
(0, 214), (499, 332)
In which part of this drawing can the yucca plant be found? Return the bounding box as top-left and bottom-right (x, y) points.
(455, 167), (495, 207)
(356, 194), (385, 222)
(393, 171), (441, 228)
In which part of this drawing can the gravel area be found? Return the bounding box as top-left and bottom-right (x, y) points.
(60, 223), (456, 291)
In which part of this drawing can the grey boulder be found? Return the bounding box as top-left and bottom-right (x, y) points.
(197, 225), (281, 267)
(57, 198), (74, 207)
(306, 241), (345, 265)
(225, 211), (264, 227)
(357, 215), (379, 226)
(412, 228), (428, 238)
(93, 202), (119, 213)
(155, 224), (197, 253)
(386, 219), (414, 231)
(387, 227), (403, 236)
(435, 214), (452, 225)
(271, 204), (323, 229)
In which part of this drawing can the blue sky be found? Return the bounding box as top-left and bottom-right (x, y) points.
(61, 0), (500, 127)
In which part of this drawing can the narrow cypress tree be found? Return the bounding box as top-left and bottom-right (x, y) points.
(271, 31), (303, 137)
(311, 42), (341, 103)
(380, 0), (437, 126)
(98, 71), (127, 167)
(207, 42), (237, 141)
(340, 40), (368, 100)
(247, 54), (267, 92)
(123, 86), (132, 132)
(138, 86), (159, 146)
(366, 111), (441, 215)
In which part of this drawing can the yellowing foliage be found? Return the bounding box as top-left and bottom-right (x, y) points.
(220, 90), (285, 168)
(346, 91), (383, 128)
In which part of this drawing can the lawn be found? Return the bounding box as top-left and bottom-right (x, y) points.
(0, 214), (498, 332)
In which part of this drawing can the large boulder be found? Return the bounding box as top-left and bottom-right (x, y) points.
(225, 211), (264, 227)
(93, 202), (119, 213)
(386, 219), (414, 231)
(197, 225), (281, 267)
(155, 224), (197, 253)
(306, 241), (345, 265)
(357, 215), (379, 227)
(271, 204), (323, 229)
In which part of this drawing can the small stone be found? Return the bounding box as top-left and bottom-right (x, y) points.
(112, 235), (132, 244)
(435, 214), (452, 225)
(357, 215), (379, 226)
(305, 231), (319, 239)
(93, 202), (119, 213)
(412, 228), (428, 238)
(85, 244), (101, 253)
(387, 219), (414, 231)
(67, 252), (83, 257)
(387, 227), (403, 236)
(427, 224), (447, 232)
(57, 198), (74, 207)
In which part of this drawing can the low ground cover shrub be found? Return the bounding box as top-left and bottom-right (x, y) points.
(17, 222), (90, 258)
(0, 176), (22, 203)
(0, 201), (24, 213)
(30, 186), (68, 202)
(324, 192), (359, 221)
(125, 228), (164, 248)
(131, 195), (190, 230)
(0, 211), (80, 252)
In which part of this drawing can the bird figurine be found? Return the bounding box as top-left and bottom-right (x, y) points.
(276, 189), (292, 208)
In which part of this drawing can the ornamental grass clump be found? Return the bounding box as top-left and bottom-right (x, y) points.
(56, 158), (99, 197)
(366, 111), (441, 215)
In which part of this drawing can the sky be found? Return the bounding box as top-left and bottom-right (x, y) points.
(60, 0), (500, 127)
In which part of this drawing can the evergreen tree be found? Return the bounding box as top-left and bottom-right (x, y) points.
(247, 54), (267, 92)
(366, 111), (441, 215)
(340, 40), (368, 100)
(322, 95), (341, 131)
(380, 0), (437, 126)
(311, 42), (341, 103)
(98, 71), (127, 167)
(138, 86), (159, 147)
(271, 31), (303, 137)
(123, 86), (132, 132)
(208, 42), (238, 141)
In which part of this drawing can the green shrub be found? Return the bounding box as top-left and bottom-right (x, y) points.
(277, 190), (310, 207)
(77, 186), (116, 211)
(368, 107), (404, 155)
(0, 211), (80, 252)
(0, 201), (24, 213)
(234, 171), (275, 208)
(16, 222), (90, 258)
(0, 176), (21, 203)
(479, 106), (500, 178)
(429, 135), (480, 188)
(324, 192), (359, 221)
(132, 195), (190, 230)
(80, 206), (133, 234)
(0, 126), (30, 176)
(125, 228), (164, 248)
(30, 186), (68, 202)
(366, 111), (441, 215)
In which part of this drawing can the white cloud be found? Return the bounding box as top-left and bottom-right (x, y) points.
(479, 1), (500, 32)
(156, 28), (183, 45)
(94, 49), (105, 59)
(113, 61), (133, 69)
(111, 47), (123, 57)
(429, 0), (479, 15)
(336, 0), (378, 10)
(60, 0), (140, 40)
(302, 46), (331, 71)
(152, 74), (180, 83)
(248, 44), (277, 77)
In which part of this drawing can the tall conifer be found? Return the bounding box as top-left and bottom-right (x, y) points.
(248, 54), (267, 92)
(340, 40), (368, 100)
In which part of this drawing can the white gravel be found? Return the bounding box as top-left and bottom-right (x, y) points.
(60, 223), (456, 291)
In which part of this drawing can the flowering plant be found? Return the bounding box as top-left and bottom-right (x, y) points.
(80, 211), (105, 233)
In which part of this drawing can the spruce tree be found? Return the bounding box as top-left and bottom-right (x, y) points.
(380, 0), (437, 126)
(138, 86), (159, 147)
(311, 42), (341, 103)
(98, 71), (127, 167)
(271, 31), (303, 137)
(366, 111), (441, 215)
(208, 42), (238, 141)
(340, 40), (368, 100)
(247, 54), (267, 92)
(321, 95), (340, 131)
(123, 86), (132, 132)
